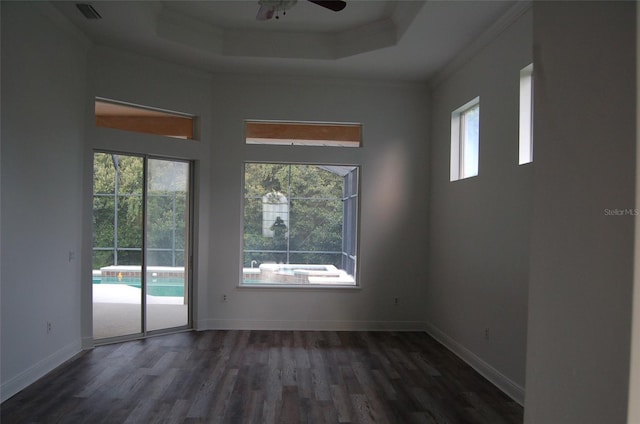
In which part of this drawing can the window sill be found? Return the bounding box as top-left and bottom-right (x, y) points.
(237, 283), (361, 291)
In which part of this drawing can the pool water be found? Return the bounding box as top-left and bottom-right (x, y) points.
(93, 276), (185, 297)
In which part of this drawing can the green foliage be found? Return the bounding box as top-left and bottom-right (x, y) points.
(92, 153), (188, 269)
(93, 157), (349, 272)
(243, 163), (345, 268)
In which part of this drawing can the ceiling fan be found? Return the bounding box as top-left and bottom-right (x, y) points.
(257, 0), (347, 20)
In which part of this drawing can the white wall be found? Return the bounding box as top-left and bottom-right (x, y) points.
(85, 46), (214, 335)
(425, 9), (532, 404)
(11, 3), (636, 419)
(0, 3), (431, 400)
(525, 2), (636, 424)
(85, 50), (430, 333)
(206, 74), (429, 330)
(0, 2), (89, 401)
(629, 6), (640, 423)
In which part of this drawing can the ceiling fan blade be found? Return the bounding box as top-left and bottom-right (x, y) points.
(256, 5), (275, 20)
(306, 0), (346, 12)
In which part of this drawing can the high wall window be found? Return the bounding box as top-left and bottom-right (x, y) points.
(519, 64), (534, 164)
(95, 98), (196, 140)
(450, 97), (480, 181)
(242, 163), (358, 287)
(245, 120), (362, 147)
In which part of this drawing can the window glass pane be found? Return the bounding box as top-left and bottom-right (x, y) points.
(242, 163), (358, 286)
(450, 97), (480, 181)
(117, 195), (143, 249)
(92, 250), (113, 272)
(289, 198), (342, 252)
(288, 165), (344, 199)
(519, 64), (534, 164)
(92, 152), (144, 339)
(147, 160), (189, 268)
(93, 153), (116, 194)
(146, 158), (190, 331)
(116, 249), (142, 266)
(92, 196), (115, 257)
(462, 105), (480, 178)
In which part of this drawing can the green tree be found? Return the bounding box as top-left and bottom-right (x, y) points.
(93, 153), (144, 269)
(92, 154), (188, 269)
(243, 163), (346, 268)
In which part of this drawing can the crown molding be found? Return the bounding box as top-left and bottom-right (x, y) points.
(429, 0), (532, 90)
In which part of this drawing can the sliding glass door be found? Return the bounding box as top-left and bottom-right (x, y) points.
(145, 158), (190, 332)
(92, 152), (191, 341)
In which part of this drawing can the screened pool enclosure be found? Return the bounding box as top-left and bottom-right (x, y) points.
(242, 163), (358, 286)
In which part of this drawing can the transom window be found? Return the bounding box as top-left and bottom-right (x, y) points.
(95, 98), (196, 140)
(245, 120), (362, 147)
(242, 163), (358, 287)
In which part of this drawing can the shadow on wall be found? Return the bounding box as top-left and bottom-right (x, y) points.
(363, 141), (427, 321)
(368, 142), (411, 248)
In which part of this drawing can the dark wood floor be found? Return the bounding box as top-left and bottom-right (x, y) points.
(1, 330), (523, 424)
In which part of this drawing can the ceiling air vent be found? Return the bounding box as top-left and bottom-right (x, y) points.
(76, 3), (102, 19)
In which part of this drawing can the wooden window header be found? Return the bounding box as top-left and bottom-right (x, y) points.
(95, 99), (195, 140)
(245, 121), (361, 147)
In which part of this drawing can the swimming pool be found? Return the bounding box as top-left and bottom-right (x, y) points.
(93, 276), (185, 297)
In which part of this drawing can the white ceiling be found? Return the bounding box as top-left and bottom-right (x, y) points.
(53, 0), (526, 83)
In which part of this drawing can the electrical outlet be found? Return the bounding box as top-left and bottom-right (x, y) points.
(222, 294), (228, 303)
(394, 297), (399, 306)
(47, 321), (52, 334)
(484, 327), (490, 340)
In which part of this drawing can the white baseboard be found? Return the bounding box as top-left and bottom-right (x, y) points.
(1, 339), (81, 403)
(81, 336), (95, 350)
(201, 318), (426, 332)
(424, 322), (525, 406)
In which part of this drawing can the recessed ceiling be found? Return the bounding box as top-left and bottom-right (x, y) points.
(52, 0), (525, 83)
(166, 0), (395, 32)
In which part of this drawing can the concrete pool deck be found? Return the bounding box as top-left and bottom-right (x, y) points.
(242, 263), (356, 285)
(93, 284), (184, 304)
(93, 284), (188, 340)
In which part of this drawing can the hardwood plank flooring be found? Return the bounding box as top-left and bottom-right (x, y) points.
(1, 331), (523, 423)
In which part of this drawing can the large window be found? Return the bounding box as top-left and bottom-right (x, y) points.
(450, 97), (480, 181)
(242, 163), (358, 286)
